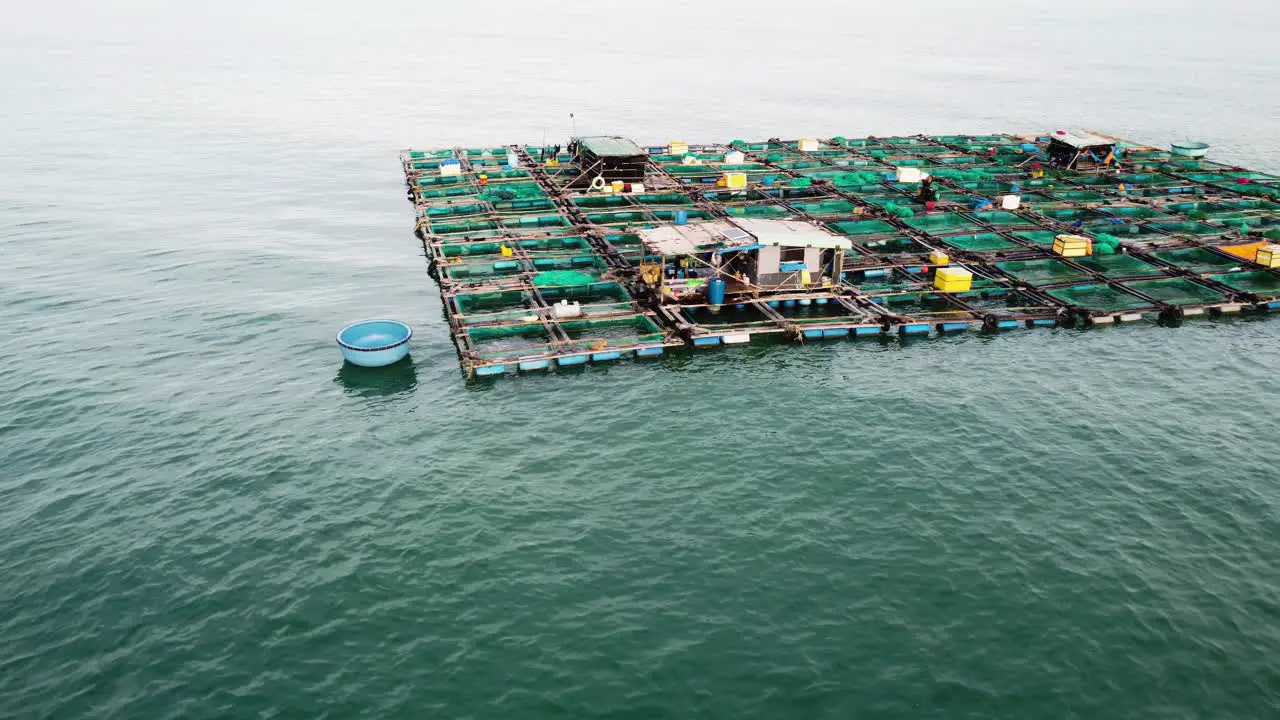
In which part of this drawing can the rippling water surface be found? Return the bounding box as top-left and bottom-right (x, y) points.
(4, 1), (1280, 717)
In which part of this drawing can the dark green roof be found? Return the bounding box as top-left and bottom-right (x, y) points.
(579, 136), (644, 157)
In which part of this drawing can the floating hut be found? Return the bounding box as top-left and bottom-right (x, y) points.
(568, 136), (648, 188)
(1046, 130), (1117, 171)
(636, 219), (849, 298)
(402, 130), (1280, 378)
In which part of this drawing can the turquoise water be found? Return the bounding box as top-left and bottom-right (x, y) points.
(4, 1), (1280, 717)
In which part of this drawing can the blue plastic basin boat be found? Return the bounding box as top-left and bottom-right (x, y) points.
(336, 319), (412, 367)
(1171, 142), (1210, 158)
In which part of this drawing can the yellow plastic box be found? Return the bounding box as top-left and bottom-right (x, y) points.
(669, 141), (689, 156)
(1256, 244), (1280, 268)
(1053, 234), (1092, 257)
(723, 172), (747, 189)
(934, 266), (973, 292)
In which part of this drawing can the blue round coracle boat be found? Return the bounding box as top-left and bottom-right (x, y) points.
(1171, 141), (1210, 158)
(336, 320), (412, 367)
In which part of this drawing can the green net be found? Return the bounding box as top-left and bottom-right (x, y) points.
(726, 204), (792, 219)
(532, 270), (597, 287)
(832, 171), (885, 187)
(904, 213), (980, 234)
(426, 202), (486, 218)
(635, 193), (695, 206)
(429, 219), (498, 235)
(940, 233), (1019, 252)
(969, 211), (1028, 227)
(1012, 231), (1058, 246)
(1046, 284), (1150, 311)
(1208, 271), (1280, 294)
(1150, 247), (1239, 273)
(477, 183), (545, 202)
(1076, 254), (1160, 277)
(928, 168), (998, 182)
(792, 200), (855, 216)
(788, 177), (813, 188)
(1146, 221), (1228, 236)
(861, 236), (919, 254)
(1105, 206), (1168, 219)
(997, 259), (1087, 283)
(1124, 278), (1226, 305)
(503, 215), (570, 229)
(828, 220), (897, 236)
(879, 201), (915, 219)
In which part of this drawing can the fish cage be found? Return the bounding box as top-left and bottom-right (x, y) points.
(402, 131), (1280, 377)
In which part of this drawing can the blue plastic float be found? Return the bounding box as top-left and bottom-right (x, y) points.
(336, 319), (412, 367)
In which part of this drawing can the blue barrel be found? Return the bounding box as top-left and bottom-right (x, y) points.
(708, 277), (726, 305)
(762, 175), (776, 186)
(674, 209), (688, 225)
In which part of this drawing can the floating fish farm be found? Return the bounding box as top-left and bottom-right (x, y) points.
(402, 131), (1280, 378)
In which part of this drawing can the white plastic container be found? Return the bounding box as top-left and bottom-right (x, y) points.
(629, 182), (645, 194)
(439, 159), (462, 177)
(506, 151), (519, 168)
(798, 138), (819, 151)
(1001, 194), (1022, 210)
(896, 167), (923, 183)
(553, 300), (582, 318)
(724, 150), (745, 165)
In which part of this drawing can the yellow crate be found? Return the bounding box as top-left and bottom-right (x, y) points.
(723, 172), (747, 189)
(669, 141), (689, 156)
(1053, 234), (1092, 257)
(929, 250), (950, 265)
(935, 278), (972, 292)
(934, 266), (972, 293)
(1256, 245), (1280, 268)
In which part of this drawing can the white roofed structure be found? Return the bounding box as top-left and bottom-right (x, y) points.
(636, 218), (851, 257)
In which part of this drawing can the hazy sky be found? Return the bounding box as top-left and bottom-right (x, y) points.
(3, 0), (1279, 166)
